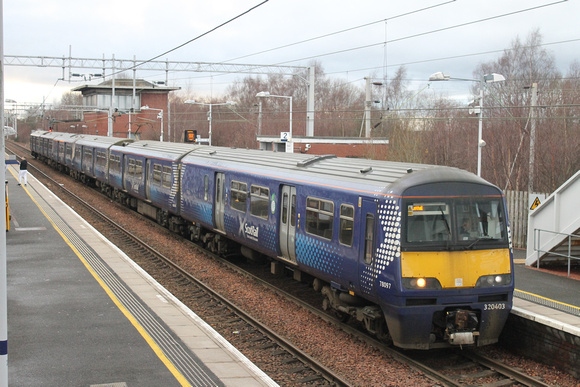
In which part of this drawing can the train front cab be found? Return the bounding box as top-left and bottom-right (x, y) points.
(381, 180), (514, 350)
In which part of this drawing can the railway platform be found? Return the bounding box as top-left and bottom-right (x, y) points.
(5, 164), (277, 386)
(512, 249), (580, 334)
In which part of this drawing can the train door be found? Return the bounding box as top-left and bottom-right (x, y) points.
(279, 185), (297, 263)
(214, 172), (226, 232)
(359, 198), (378, 297)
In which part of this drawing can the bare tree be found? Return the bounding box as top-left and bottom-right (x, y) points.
(472, 29), (564, 191)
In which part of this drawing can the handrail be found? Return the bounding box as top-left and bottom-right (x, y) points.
(534, 228), (580, 277)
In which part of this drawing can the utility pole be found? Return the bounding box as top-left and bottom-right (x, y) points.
(364, 77), (372, 137)
(528, 83), (538, 195)
(0, 0), (9, 384)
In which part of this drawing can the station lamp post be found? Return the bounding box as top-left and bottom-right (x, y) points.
(140, 106), (164, 142)
(256, 91), (293, 152)
(184, 100), (236, 146)
(428, 72), (505, 177)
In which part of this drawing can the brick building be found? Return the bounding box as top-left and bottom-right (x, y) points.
(71, 79), (179, 139)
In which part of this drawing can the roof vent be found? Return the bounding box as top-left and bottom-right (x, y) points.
(209, 151), (217, 155)
(297, 154), (336, 168)
(407, 168), (413, 174)
(360, 167), (373, 174)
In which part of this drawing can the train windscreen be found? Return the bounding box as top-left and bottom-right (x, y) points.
(405, 198), (507, 247)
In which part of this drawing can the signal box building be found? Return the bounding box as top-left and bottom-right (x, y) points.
(71, 79), (179, 140)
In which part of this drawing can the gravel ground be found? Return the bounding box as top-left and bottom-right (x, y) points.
(29, 154), (580, 387)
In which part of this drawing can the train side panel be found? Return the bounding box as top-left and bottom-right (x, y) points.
(122, 153), (147, 202)
(294, 186), (368, 297)
(145, 157), (180, 214)
(179, 161), (215, 229)
(108, 149), (124, 191)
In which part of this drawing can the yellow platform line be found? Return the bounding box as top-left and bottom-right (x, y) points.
(515, 288), (580, 312)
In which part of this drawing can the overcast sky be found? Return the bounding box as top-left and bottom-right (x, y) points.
(4, 0), (579, 105)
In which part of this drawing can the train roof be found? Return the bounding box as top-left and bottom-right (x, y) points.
(75, 135), (134, 148)
(181, 146), (434, 189)
(54, 133), (86, 144)
(30, 130), (50, 137)
(180, 146), (499, 195)
(111, 140), (202, 161)
(34, 131), (78, 141)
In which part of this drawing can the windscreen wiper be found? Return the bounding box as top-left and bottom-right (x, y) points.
(465, 236), (498, 250)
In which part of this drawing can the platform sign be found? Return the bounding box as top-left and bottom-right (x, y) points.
(280, 132), (291, 142)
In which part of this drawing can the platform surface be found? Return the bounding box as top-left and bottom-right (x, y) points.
(6, 164), (277, 386)
(512, 249), (580, 336)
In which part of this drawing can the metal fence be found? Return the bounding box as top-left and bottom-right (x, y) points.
(532, 229), (580, 277)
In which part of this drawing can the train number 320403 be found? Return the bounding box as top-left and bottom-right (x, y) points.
(484, 303), (506, 311)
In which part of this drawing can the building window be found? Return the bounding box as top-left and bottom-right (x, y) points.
(84, 94), (140, 110)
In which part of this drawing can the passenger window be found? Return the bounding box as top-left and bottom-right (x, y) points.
(162, 166), (172, 188)
(364, 214), (375, 264)
(135, 160), (143, 180)
(204, 175), (209, 201)
(290, 194), (296, 227)
(216, 177), (221, 204)
(250, 185), (269, 219)
(231, 181), (248, 212)
(306, 197), (334, 240)
(109, 154), (118, 172)
(153, 164), (162, 185)
(339, 204), (355, 246)
(83, 150), (93, 169)
(282, 193), (288, 224)
(128, 158), (135, 176)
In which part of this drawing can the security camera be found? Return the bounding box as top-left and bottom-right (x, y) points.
(305, 144), (311, 150)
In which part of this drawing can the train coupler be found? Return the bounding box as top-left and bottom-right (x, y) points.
(445, 309), (479, 346)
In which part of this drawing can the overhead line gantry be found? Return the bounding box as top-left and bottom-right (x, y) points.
(5, 54), (316, 136)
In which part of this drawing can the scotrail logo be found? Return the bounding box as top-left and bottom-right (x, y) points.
(244, 223), (259, 242)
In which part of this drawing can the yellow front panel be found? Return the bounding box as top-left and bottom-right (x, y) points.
(401, 249), (511, 288)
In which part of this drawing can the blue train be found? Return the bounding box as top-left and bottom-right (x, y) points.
(31, 130), (514, 349)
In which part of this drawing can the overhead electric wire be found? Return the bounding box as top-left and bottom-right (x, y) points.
(328, 37), (580, 76)
(273, 0), (569, 67)
(221, 0), (456, 63)
(108, 0), (269, 78)
(175, 0), (569, 86)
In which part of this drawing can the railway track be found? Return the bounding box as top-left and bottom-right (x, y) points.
(6, 142), (553, 386)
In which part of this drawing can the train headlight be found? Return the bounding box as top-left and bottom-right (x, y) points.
(475, 274), (511, 288)
(402, 277), (442, 290)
